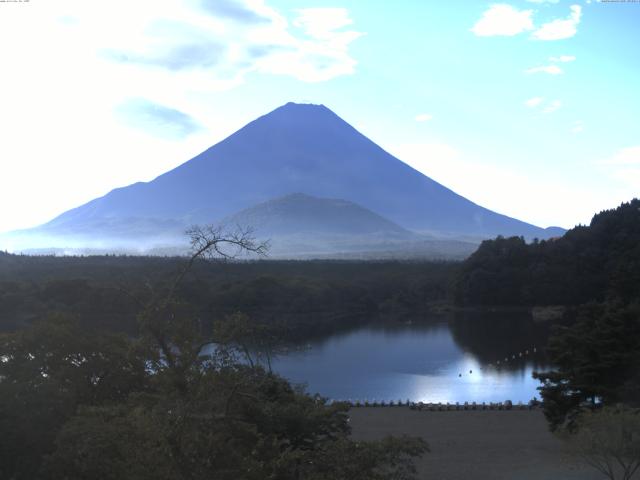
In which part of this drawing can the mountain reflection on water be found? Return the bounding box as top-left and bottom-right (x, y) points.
(270, 312), (553, 403)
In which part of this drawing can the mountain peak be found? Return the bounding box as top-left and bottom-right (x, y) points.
(280, 101), (329, 112)
(255, 102), (339, 127)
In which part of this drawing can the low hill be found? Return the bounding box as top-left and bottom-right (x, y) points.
(225, 193), (412, 237)
(223, 193), (477, 259)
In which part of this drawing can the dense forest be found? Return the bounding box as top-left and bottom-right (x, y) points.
(0, 253), (455, 338)
(451, 200), (640, 430)
(453, 199), (640, 307)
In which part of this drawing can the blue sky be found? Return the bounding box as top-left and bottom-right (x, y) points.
(0, 0), (638, 232)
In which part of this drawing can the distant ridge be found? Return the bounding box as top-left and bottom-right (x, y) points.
(5, 102), (565, 255)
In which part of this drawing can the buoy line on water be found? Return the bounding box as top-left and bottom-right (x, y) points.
(334, 399), (540, 411)
(486, 346), (539, 369)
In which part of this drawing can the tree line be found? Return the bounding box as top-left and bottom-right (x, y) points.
(0, 254), (455, 338)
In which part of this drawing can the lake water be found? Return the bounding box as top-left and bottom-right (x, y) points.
(270, 315), (550, 404)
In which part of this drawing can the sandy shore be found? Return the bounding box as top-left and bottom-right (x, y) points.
(349, 407), (602, 480)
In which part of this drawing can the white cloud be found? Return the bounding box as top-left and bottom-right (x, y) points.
(596, 146), (640, 190)
(524, 97), (561, 113)
(525, 97), (544, 108)
(543, 99), (562, 113)
(550, 55), (576, 62)
(610, 168), (640, 189)
(97, 3), (364, 84)
(470, 4), (534, 37)
(571, 120), (584, 133)
(258, 7), (364, 82)
(532, 5), (582, 40)
(415, 113), (433, 122)
(525, 65), (564, 75)
(525, 55), (575, 77)
(599, 146), (640, 166)
(293, 8), (354, 38)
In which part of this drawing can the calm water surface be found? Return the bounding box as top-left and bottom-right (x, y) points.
(271, 317), (550, 404)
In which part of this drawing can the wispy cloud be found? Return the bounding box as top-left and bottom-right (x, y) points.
(116, 98), (203, 139)
(470, 4), (534, 37)
(101, 2), (363, 84)
(293, 8), (355, 38)
(571, 120), (584, 133)
(104, 41), (226, 71)
(525, 65), (563, 75)
(259, 7), (365, 82)
(525, 54), (574, 76)
(525, 97), (544, 108)
(199, 0), (270, 24)
(550, 55), (576, 63)
(597, 146), (640, 189)
(415, 113), (433, 122)
(532, 5), (582, 40)
(543, 99), (562, 114)
(599, 146), (640, 166)
(524, 97), (561, 113)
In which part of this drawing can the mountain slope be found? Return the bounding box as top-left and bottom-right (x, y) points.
(16, 102), (563, 251)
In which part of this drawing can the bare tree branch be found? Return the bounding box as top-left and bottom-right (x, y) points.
(165, 224), (269, 305)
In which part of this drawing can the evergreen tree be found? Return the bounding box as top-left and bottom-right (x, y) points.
(534, 303), (640, 430)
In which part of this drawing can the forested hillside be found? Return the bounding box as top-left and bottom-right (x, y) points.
(453, 199), (640, 307)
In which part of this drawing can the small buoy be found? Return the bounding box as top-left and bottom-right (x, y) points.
(469, 370), (473, 374)
(458, 373), (462, 377)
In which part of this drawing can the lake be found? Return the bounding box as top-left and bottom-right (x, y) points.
(270, 314), (551, 404)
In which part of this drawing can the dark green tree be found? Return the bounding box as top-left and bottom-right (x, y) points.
(534, 303), (640, 430)
(0, 315), (148, 479)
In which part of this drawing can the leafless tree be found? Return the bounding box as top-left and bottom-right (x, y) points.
(133, 224), (269, 393)
(169, 224), (269, 302)
(564, 406), (640, 480)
